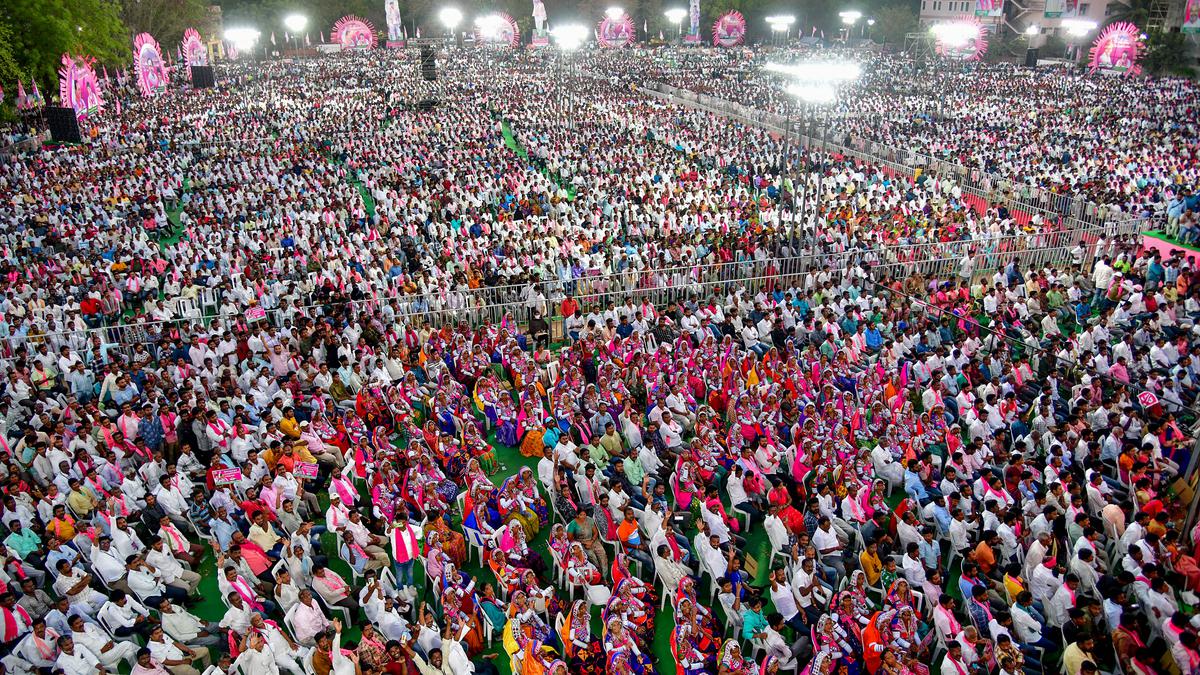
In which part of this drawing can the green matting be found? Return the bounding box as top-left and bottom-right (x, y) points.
(181, 432), (927, 675)
(1144, 230), (1200, 254)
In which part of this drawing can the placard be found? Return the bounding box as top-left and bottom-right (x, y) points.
(295, 461), (320, 478)
(214, 468), (242, 485)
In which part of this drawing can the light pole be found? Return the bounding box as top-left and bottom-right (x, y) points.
(224, 27), (261, 59)
(765, 15), (796, 45)
(283, 14), (307, 49)
(552, 24), (588, 131)
(839, 10), (862, 42)
(439, 7), (463, 46)
(1061, 18), (1097, 64)
(767, 59), (862, 221)
(665, 8), (687, 43)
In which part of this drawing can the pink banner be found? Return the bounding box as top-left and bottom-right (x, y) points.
(214, 468), (242, 485)
(295, 461), (320, 478)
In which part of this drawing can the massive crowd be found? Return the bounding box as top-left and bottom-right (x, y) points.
(1, 43), (1199, 675)
(598, 49), (1200, 221)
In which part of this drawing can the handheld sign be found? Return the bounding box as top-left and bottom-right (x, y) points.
(295, 462), (320, 478)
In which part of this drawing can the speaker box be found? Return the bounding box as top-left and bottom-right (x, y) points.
(45, 106), (83, 144)
(419, 46), (437, 81)
(1024, 47), (1039, 68)
(190, 65), (215, 89)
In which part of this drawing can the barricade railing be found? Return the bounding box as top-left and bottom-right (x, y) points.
(13, 221), (1137, 365)
(648, 82), (1156, 232)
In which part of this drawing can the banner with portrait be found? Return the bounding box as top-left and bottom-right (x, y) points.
(1088, 22), (1144, 75)
(975, 0), (1004, 18)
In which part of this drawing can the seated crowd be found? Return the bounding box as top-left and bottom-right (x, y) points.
(1, 44), (1199, 675)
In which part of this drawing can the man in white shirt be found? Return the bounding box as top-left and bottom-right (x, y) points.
(99, 591), (154, 640)
(157, 599), (222, 650)
(940, 641), (971, 675)
(219, 594), (254, 639)
(146, 624), (210, 675)
(90, 537), (132, 595)
(231, 631), (281, 675)
(146, 537), (202, 596)
(55, 635), (104, 675)
(67, 613), (139, 670)
(15, 620), (60, 671)
(248, 613), (308, 675)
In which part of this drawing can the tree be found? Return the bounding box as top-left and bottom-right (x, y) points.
(872, 3), (918, 45)
(1105, 0), (1152, 28)
(0, 0), (129, 95)
(1142, 29), (1194, 76)
(120, 0), (215, 50)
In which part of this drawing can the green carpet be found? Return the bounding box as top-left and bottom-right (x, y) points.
(500, 120), (577, 202)
(1145, 230), (1200, 253)
(157, 177), (191, 249)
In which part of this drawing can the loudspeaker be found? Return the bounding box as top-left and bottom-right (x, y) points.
(190, 65), (215, 89)
(45, 106), (83, 144)
(1024, 48), (1039, 68)
(419, 46), (437, 81)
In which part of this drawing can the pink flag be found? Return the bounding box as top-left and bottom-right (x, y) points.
(102, 65), (109, 82)
(812, 26), (817, 36)
(32, 79), (41, 105)
(16, 80), (26, 111)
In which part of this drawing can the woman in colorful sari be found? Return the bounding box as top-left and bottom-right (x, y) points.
(886, 579), (921, 621)
(671, 599), (715, 675)
(603, 594), (650, 648)
(673, 457), (703, 510)
(499, 476), (541, 538)
(561, 599), (604, 672)
(676, 577), (720, 638)
(440, 582), (485, 656)
(548, 524), (571, 570)
(717, 639), (756, 675)
(802, 650), (838, 675)
(423, 507), (467, 566)
(566, 541), (603, 586)
(862, 610), (895, 675)
(759, 655), (786, 675)
(424, 530), (452, 584)
(611, 553), (656, 603)
(547, 660), (570, 675)
(464, 483), (501, 539)
(478, 582), (509, 638)
(890, 606), (926, 655)
(516, 467), (550, 527)
(603, 615), (653, 674)
(498, 520), (547, 577)
(310, 410), (349, 454)
(607, 648), (656, 675)
(844, 571), (877, 617)
(489, 548), (528, 597)
(520, 568), (563, 618)
(814, 614), (862, 675)
(461, 421), (498, 475)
